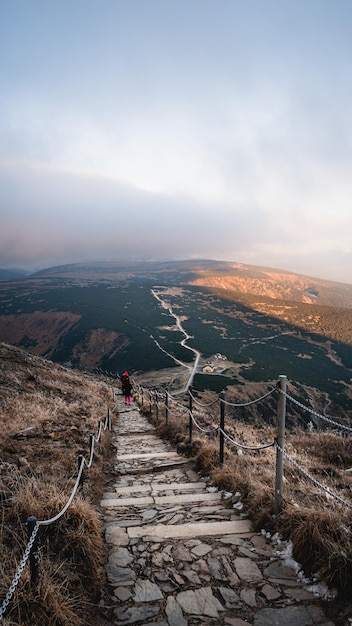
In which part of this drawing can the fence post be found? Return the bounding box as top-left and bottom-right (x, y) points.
(89, 433), (94, 460)
(155, 390), (159, 420)
(78, 454), (84, 490)
(27, 516), (39, 586)
(219, 390), (225, 466)
(188, 386), (193, 442)
(274, 374), (287, 516)
(165, 389), (169, 425)
(107, 407), (111, 430)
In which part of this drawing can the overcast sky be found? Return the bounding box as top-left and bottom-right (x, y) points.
(1, 1), (352, 283)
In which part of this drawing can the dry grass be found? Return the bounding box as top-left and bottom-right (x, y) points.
(291, 430), (352, 465)
(0, 562), (85, 626)
(0, 343), (114, 625)
(137, 388), (352, 595)
(280, 506), (352, 591)
(0, 469), (105, 625)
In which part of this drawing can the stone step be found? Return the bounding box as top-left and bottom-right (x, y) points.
(117, 434), (161, 441)
(102, 481), (207, 497)
(115, 451), (181, 461)
(101, 491), (223, 508)
(127, 519), (253, 540)
(116, 459), (192, 474)
(114, 426), (155, 433)
(101, 396), (339, 626)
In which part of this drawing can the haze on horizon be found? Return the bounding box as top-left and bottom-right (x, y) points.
(1, 1), (352, 285)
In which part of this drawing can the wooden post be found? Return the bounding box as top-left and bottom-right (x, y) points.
(27, 516), (39, 586)
(155, 391), (159, 420)
(165, 389), (169, 425)
(274, 375), (287, 516)
(78, 454), (84, 490)
(188, 386), (193, 442)
(219, 390), (225, 466)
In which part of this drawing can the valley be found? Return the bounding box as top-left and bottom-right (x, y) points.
(0, 260), (351, 427)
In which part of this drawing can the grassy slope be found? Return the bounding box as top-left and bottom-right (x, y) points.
(0, 343), (115, 626)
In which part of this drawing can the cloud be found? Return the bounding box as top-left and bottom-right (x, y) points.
(1, 1), (352, 284)
(0, 160), (227, 268)
(0, 158), (351, 284)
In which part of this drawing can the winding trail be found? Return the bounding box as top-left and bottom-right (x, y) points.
(151, 289), (200, 393)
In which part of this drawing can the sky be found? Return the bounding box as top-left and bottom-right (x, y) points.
(1, 1), (352, 284)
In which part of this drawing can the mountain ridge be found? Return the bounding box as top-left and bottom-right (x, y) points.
(0, 268), (32, 280)
(22, 259), (352, 308)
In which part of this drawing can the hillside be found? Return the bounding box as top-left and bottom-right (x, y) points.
(30, 259), (352, 308)
(0, 342), (114, 625)
(0, 268), (31, 280)
(0, 259), (351, 426)
(189, 262), (352, 308)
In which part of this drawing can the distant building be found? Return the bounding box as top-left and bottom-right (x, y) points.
(203, 364), (214, 373)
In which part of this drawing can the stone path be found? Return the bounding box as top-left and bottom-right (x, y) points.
(101, 396), (337, 626)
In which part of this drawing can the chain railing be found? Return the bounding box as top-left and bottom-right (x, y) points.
(0, 523), (40, 620)
(8, 367), (350, 619)
(0, 403), (113, 621)
(276, 442), (352, 511)
(278, 388), (352, 434)
(134, 374), (352, 517)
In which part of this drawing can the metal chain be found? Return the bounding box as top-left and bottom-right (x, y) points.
(0, 523), (40, 621)
(38, 457), (85, 527)
(95, 420), (103, 442)
(189, 410), (219, 434)
(279, 388), (352, 433)
(221, 387), (276, 407)
(188, 390), (219, 408)
(220, 428), (275, 450)
(1, 403), (112, 618)
(276, 442), (352, 510)
(166, 399), (190, 417)
(166, 388), (188, 400)
(143, 383), (276, 410)
(85, 436), (95, 469)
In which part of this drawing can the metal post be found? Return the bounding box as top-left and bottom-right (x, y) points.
(188, 387), (193, 442)
(107, 407), (111, 430)
(219, 390), (225, 466)
(78, 454), (84, 490)
(274, 375), (287, 516)
(155, 391), (159, 420)
(165, 389), (169, 425)
(27, 516), (39, 586)
(89, 433), (94, 459)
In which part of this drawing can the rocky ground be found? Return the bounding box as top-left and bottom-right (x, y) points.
(100, 393), (349, 626)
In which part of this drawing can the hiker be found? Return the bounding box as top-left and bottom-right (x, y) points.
(122, 373), (133, 404)
(120, 371), (129, 393)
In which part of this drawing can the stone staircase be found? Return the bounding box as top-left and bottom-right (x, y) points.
(100, 396), (336, 626)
